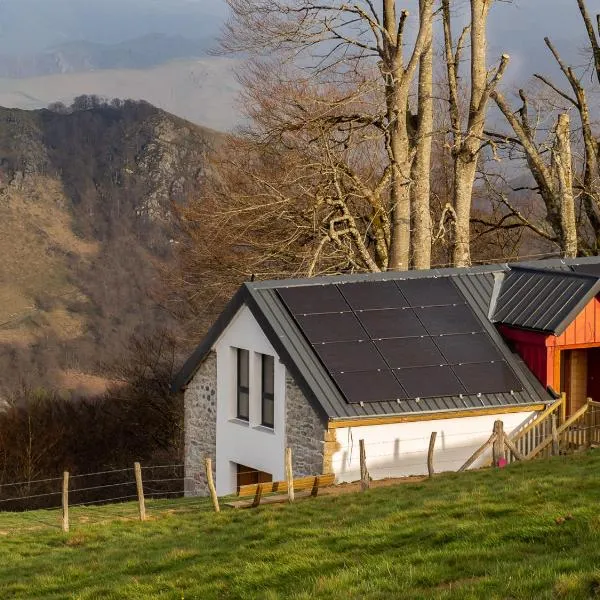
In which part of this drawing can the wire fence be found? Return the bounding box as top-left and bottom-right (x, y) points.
(2, 402), (599, 533)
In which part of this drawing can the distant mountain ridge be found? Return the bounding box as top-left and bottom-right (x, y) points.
(0, 34), (212, 78)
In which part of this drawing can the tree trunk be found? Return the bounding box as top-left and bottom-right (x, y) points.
(411, 0), (433, 270)
(553, 113), (577, 258)
(452, 0), (492, 268)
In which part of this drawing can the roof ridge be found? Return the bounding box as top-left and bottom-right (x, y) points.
(508, 264), (600, 282)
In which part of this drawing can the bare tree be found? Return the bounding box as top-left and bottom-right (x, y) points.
(489, 0), (600, 255)
(442, 0), (509, 267)
(220, 0), (435, 272)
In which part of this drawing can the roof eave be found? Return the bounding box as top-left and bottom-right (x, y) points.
(171, 284), (251, 392)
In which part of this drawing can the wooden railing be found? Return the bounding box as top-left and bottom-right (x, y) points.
(502, 396), (566, 464)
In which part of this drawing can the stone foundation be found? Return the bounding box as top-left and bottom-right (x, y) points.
(285, 375), (327, 477)
(184, 351), (217, 496)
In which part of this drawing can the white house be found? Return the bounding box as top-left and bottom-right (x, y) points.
(173, 257), (600, 496)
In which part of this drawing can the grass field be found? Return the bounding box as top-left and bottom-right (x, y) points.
(2, 452), (600, 599)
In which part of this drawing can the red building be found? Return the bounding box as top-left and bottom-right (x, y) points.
(493, 267), (600, 416)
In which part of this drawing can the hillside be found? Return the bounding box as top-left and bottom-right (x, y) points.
(1, 452), (600, 599)
(0, 99), (219, 396)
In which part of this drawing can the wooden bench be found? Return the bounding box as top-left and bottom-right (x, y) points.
(226, 474), (335, 509)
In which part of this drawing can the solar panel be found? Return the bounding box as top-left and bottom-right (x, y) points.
(356, 308), (427, 339)
(395, 365), (466, 398)
(434, 332), (502, 364)
(332, 369), (407, 403)
(396, 277), (463, 307)
(375, 337), (445, 368)
(314, 340), (387, 373)
(277, 285), (348, 315)
(276, 276), (525, 404)
(415, 304), (482, 336)
(453, 361), (523, 394)
(296, 312), (365, 343)
(339, 281), (408, 310)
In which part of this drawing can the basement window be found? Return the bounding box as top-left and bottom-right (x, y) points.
(236, 348), (250, 421)
(261, 354), (275, 429)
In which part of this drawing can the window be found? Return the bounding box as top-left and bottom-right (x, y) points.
(261, 354), (275, 428)
(236, 348), (250, 421)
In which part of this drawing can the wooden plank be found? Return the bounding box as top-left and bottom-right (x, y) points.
(328, 404), (547, 429)
(503, 434), (525, 461)
(458, 433), (496, 472)
(510, 398), (563, 442)
(238, 474), (335, 497)
(427, 431), (437, 478)
(226, 490), (314, 509)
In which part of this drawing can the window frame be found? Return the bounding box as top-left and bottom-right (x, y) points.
(261, 354), (275, 429)
(236, 348), (250, 421)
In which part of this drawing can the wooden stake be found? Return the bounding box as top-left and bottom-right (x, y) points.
(551, 413), (559, 456)
(134, 462), (146, 522)
(252, 483), (263, 508)
(62, 471), (69, 533)
(359, 439), (370, 491)
(458, 434), (496, 472)
(204, 457), (220, 513)
(560, 392), (567, 424)
(427, 432), (437, 478)
(285, 447), (294, 503)
(492, 420), (505, 466)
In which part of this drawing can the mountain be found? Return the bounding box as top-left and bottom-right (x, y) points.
(0, 0), (226, 54)
(0, 99), (219, 396)
(0, 34), (214, 78)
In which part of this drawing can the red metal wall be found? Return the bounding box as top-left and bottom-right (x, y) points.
(498, 296), (600, 392)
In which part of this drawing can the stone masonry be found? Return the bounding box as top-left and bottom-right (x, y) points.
(184, 351), (217, 496)
(285, 374), (327, 477)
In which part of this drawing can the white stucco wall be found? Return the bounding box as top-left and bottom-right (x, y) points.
(332, 410), (537, 483)
(214, 305), (286, 495)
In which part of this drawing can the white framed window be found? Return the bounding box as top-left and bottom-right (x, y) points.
(236, 348), (250, 421)
(261, 354), (275, 429)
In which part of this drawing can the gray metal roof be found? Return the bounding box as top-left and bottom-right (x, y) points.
(173, 259), (573, 421)
(491, 266), (600, 335)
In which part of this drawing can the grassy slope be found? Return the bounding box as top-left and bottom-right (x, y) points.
(3, 453), (600, 599)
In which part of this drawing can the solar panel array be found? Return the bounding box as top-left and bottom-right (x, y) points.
(277, 278), (523, 404)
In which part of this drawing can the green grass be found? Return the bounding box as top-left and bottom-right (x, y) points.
(3, 453), (600, 599)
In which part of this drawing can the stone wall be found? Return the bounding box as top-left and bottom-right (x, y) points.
(285, 374), (327, 477)
(184, 351), (217, 496)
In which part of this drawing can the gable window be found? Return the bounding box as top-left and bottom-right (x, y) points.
(236, 348), (250, 421)
(261, 354), (275, 428)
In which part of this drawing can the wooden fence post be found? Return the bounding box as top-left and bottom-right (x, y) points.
(492, 420), (505, 466)
(427, 432), (437, 478)
(285, 447), (294, 503)
(560, 392), (567, 424)
(134, 462), (146, 522)
(205, 457), (220, 513)
(359, 439), (370, 491)
(62, 471), (69, 533)
(551, 413), (559, 456)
